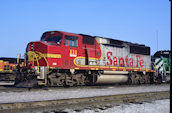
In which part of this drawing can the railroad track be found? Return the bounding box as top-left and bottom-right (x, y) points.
(0, 91), (169, 113)
(0, 83), (169, 93)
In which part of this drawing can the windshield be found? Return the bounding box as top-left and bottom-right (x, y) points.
(46, 36), (62, 44)
(41, 35), (62, 44)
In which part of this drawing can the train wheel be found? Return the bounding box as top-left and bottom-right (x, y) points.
(130, 74), (136, 85)
(48, 73), (65, 86)
(127, 77), (132, 85)
(72, 73), (86, 86)
(129, 74), (140, 85)
(144, 74), (150, 84)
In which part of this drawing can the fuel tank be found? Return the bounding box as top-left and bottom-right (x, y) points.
(95, 71), (128, 84)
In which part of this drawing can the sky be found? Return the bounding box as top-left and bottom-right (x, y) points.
(0, 0), (171, 58)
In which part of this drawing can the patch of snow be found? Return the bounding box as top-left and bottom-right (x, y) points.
(75, 99), (170, 113)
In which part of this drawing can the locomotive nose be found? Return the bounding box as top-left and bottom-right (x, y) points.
(25, 41), (48, 67)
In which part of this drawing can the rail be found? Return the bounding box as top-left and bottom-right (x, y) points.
(0, 91), (169, 112)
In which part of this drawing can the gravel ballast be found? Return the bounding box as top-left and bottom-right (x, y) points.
(0, 84), (169, 103)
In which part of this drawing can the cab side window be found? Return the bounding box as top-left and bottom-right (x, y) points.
(65, 35), (78, 47)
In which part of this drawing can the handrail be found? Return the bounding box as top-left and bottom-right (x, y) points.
(33, 52), (40, 73)
(153, 62), (158, 82)
(34, 51), (49, 73)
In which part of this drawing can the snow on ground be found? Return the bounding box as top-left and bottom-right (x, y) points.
(63, 99), (170, 113)
(0, 84), (169, 103)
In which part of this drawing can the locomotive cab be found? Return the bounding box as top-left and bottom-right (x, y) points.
(23, 31), (83, 86)
(26, 31), (79, 67)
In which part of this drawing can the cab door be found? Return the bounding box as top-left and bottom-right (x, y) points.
(63, 35), (79, 69)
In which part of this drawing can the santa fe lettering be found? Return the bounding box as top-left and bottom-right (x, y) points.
(106, 51), (144, 67)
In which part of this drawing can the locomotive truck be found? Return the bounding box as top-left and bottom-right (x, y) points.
(14, 30), (158, 87)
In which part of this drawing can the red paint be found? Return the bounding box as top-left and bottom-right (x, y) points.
(119, 57), (125, 66)
(125, 55), (129, 67)
(140, 59), (144, 67)
(129, 58), (133, 67)
(107, 52), (112, 65)
(136, 55), (144, 67)
(113, 57), (118, 66)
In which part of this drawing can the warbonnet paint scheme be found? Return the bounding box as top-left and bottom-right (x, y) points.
(15, 31), (157, 87)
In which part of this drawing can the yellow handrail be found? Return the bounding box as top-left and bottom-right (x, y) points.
(35, 53), (40, 73)
(35, 51), (49, 73)
(153, 62), (158, 82)
(27, 51), (50, 74)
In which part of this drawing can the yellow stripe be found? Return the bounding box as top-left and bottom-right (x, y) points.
(28, 51), (61, 61)
(75, 68), (80, 70)
(123, 69), (126, 71)
(72, 63), (153, 72)
(0, 60), (3, 63)
(46, 53), (61, 58)
(4, 61), (9, 63)
(0, 69), (13, 72)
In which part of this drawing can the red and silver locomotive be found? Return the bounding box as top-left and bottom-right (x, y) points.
(15, 31), (155, 87)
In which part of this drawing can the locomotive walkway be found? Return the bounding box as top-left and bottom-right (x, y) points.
(0, 84), (170, 113)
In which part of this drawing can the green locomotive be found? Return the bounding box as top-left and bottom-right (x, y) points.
(152, 50), (171, 83)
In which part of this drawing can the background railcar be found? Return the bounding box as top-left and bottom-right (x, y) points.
(152, 50), (171, 83)
(0, 57), (24, 85)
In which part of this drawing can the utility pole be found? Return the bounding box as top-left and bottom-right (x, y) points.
(156, 30), (159, 51)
